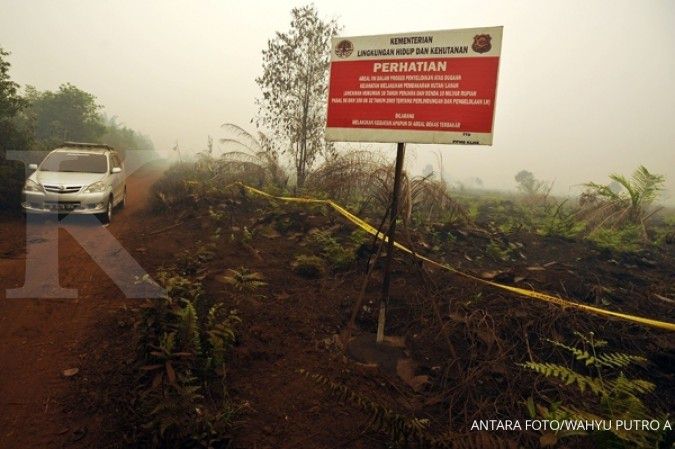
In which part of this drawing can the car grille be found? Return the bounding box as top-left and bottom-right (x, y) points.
(43, 185), (82, 194)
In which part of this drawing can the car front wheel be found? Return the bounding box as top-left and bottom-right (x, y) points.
(97, 197), (113, 224)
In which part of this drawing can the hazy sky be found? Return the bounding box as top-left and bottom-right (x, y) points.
(1, 0), (674, 202)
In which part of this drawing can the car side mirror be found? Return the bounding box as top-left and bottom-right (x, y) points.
(28, 163), (38, 170)
(111, 167), (122, 174)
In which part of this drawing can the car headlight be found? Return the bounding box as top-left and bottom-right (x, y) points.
(23, 179), (43, 192)
(84, 181), (107, 193)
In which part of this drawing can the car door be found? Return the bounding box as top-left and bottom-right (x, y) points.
(110, 153), (123, 203)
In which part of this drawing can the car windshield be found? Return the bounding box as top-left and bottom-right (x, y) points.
(39, 152), (108, 173)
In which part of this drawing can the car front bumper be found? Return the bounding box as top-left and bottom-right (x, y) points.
(22, 190), (110, 214)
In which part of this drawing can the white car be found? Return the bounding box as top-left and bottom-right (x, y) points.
(22, 142), (126, 224)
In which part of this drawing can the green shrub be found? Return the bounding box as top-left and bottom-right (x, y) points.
(349, 229), (370, 246)
(486, 239), (513, 262)
(0, 160), (24, 212)
(292, 255), (326, 278)
(587, 226), (643, 253)
(538, 214), (584, 239)
(307, 230), (354, 271)
(652, 213), (675, 245)
(150, 162), (216, 212)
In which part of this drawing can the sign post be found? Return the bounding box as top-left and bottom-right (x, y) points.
(376, 141), (405, 343)
(326, 26), (502, 343)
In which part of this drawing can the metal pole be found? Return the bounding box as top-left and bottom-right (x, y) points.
(376, 142), (406, 343)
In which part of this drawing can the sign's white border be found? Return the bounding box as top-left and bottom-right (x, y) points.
(325, 26), (503, 145)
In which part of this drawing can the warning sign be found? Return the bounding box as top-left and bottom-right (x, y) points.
(325, 27), (502, 145)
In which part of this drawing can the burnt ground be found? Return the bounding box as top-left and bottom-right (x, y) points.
(0, 181), (673, 448)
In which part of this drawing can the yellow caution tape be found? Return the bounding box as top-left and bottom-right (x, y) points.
(237, 183), (675, 332)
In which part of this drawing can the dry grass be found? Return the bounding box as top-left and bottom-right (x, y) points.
(216, 123), (288, 188)
(152, 144), (468, 235)
(306, 149), (468, 227)
(151, 124), (289, 212)
(304, 149), (384, 205)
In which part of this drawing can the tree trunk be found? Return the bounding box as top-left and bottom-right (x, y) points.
(296, 53), (313, 189)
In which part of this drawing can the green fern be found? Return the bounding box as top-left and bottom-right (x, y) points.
(175, 300), (202, 355)
(156, 269), (204, 303)
(521, 333), (665, 449)
(307, 230), (355, 271)
(205, 305), (240, 373)
(596, 352), (647, 369)
(135, 245), (241, 447)
(215, 267), (267, 292)
(141, 377), (203, 444)
(300, 369), (440, 447)
(546, 339), (646, 369)
(519, 362), (603, 394)
(610, 372), (654, 395)
(300, 370), (517, 449)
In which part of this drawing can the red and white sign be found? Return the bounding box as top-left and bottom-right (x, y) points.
(325, 27), (502, 145)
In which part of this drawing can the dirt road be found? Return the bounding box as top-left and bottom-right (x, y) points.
(0, 162), (165, 448)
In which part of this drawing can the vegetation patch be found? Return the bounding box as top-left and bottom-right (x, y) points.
(521, 332), (669, 448)
(131, 252), (242, 448)
(307, 229), (356, 271)
(292, 254), (326, 278)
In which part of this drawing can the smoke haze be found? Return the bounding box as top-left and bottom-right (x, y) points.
(2, 0), (673, 202)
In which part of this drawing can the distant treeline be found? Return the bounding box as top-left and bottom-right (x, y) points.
(13, 83), (155, 155)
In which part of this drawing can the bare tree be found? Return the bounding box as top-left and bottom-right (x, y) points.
(515, 169), (552, 204)
(255, 5), (339, 188)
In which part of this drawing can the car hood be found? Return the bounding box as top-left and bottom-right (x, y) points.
(33, 171), (105, 187)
